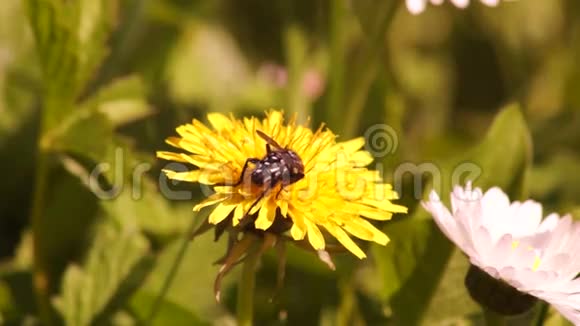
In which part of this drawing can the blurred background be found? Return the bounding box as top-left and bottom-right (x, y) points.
(1, 0), (580, 324)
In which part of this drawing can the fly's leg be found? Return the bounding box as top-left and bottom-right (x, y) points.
(236, 158), (260, 186)
(237, 191), (267, 228)
(275, 173), (293, 199)
(214, 158), (260, 187)
(275, 187), (285, 199)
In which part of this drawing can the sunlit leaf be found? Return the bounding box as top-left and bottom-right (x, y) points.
(47, 110), (114, 162)
(25, 0), (113, 112)
(82, 75), (155, 127)
(0, 0), (38, 144)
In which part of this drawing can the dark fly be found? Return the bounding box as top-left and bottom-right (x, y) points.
(249, 130), (304, 188)
(233, 130), (304, 190)
(225, 130), (305, 222)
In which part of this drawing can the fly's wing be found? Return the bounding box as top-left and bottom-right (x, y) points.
(256, 130), (284, 150)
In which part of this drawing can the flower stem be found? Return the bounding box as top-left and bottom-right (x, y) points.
(236, 245), (261, 326)
(30, 151), (55, 325)
(484, 309), (508, 326)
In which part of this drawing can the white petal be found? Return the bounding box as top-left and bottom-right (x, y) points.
(481, 265), (500, 279)
(543, 216), (573, 257)
(515, 269), (555, 292)
(470, 226), (494, 263)
(479, 0), (499, 6)
(542, 253), (570, 272)
(560, 279), (580, 294)
(406, 0), (427, 14)
(450, 0), (470, 9)
(511, 244), (540, 270)
(487, 233), (516, 268)
(422, 201), (455, 240)
(452, 191), (483, 236)
(511, 200), (542, 236)
(497, 266), (522, 288)
(538, 213), (560, 232)
(422, 194), (468, 249)
(480, 187), (510, 228)
(429, 190), (441, 202)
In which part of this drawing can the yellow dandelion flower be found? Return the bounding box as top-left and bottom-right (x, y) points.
(158, 110), (407, 259)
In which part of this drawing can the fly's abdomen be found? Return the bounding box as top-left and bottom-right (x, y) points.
(251, 161), (285, 187)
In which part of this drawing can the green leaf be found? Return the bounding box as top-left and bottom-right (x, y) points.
(529, 153), (580, 211)
(372, 104), (533, 324)
(100, 182), (190, 239)
(82, 76), (154, 127)
(0, 0), (38, 144)
(166, 23), (251, 110)
(47, 109), (114, 162)
(0, 269), (36, 324)
(341, 0), (399, 138)
(59, 136), (191, 238)
(42, 86), (183, 237)
(25, 0), (113, 126)
(37, 171), (101, 286)
(134, 230), (232, 323)
(543, 306), (574, 326)
(52, 222), (151, 326)
(0, 279), (16, 323)
(25, 0), (110, 86)
(41, 75), (153, 164)
(130, 291), (207, 326)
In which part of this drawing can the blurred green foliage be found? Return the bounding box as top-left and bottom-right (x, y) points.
(1, 0), (579, 324)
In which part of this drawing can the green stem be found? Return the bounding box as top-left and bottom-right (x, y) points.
(285, 24), (308, 121)
(30, 150), (54, 325)
(533, 303), (548, 326)
(236, 245), (261, 326)
(326, 0), (346, 131)
(146, 218), (196, 324)
(484, 309), (508, 326)
(342, 58), (379, 139)
(336, 278), (357, 326)
(344, 1), (399, 139)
